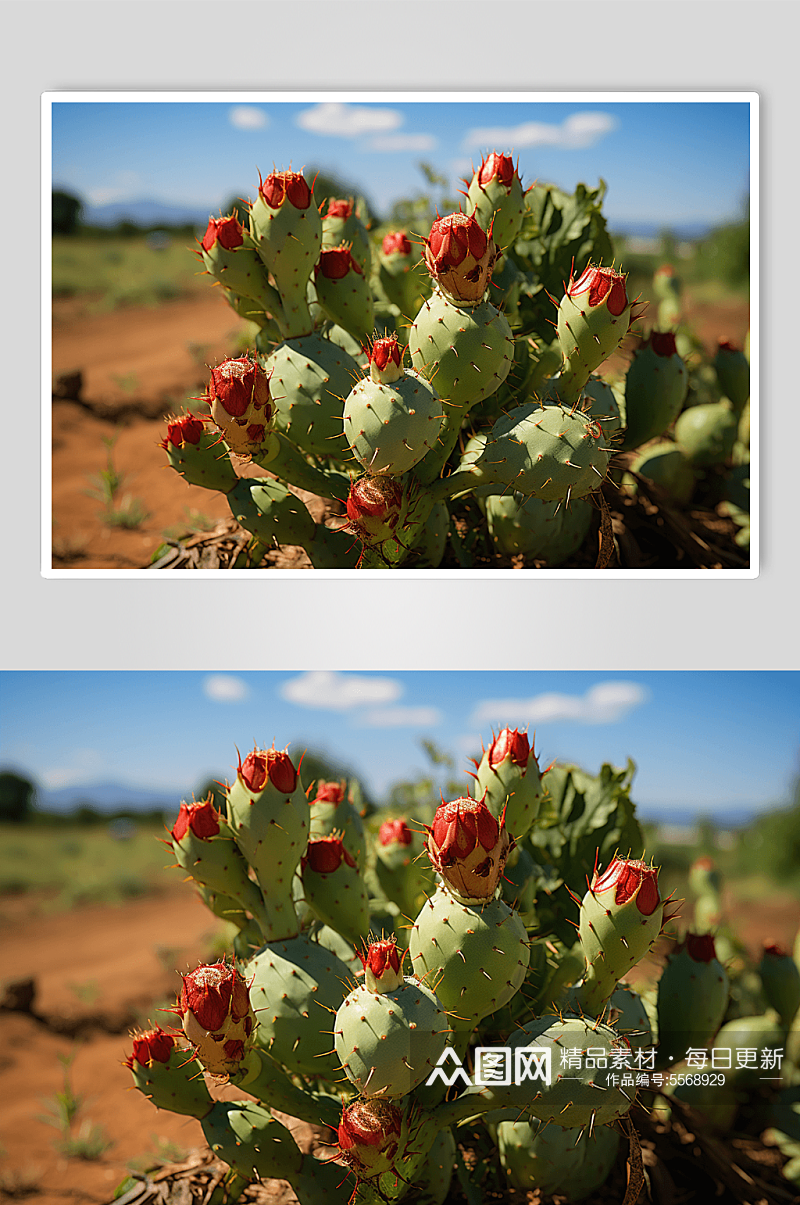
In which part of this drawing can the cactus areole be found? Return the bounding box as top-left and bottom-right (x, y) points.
(426, 795), (510, 900)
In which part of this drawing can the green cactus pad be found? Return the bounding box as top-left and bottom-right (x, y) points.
(163, 426), (240, 494)
(498, 1116), (620, 1198)
(619, 339), (689, 451)
(259, 333), (359, 461)
(201, 1100), (303, 1184)
(172, 812), (274, 938)
(674, 403), (738, 467)
(343, 370), (443, 477)
(655, 943), (729, 1068)
(226, 757), (310, 942)
(485, 492), (594, 563)
(625, 441), (696, 506)
(334, 976), (451, 1097)
(471, 739), (544, 842)
(128, 1046), (213, 1118)
(227, 477), (315, 553)
(467, 403), (611, 503)
(409, 886), (529, 1029)
(300, 845), (370, 946)
(409, 289), (514, 411)
(247, 931), (351, 1079)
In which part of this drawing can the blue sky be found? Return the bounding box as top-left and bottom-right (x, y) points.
(1, 671), (796, 821)
(49, 95), (751, 230)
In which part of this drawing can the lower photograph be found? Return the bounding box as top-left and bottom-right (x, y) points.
(0, 670), (798, 1205)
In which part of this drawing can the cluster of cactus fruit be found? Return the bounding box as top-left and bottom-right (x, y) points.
(124, 729), (797, 1202)
(158, 151), (750, 568)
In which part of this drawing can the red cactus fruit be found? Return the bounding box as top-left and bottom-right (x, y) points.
(567, 264), (629, 317)
(160, 412), (205, 450)
(382, 231), (412, 257)
(488, 726), (530, 769)
(592, 858), (661, 916)
(683, 932), (718, 963)
(357, 937), (405, 991)
(207, 356), (271, 421)
(125, 1027), (175, 1069)
(647, 330), (678, 357)
(424, 212), (497, 302)
(426, 213), (488, 272)
(370, 337), (403, 373)
(763, 942), (789, 959)
(259, 170), (312, 210)
(303, 835), (355, 874)
(171, 796), (221, 843)
(379, 818), (414, 847)
(346, 476), (404, 541)
(427, 795), (510, 900)
(477, 150), (516, 189)
(316, 245), (363, 279)
(315, 780), (345, 804)
(239, 746), (298, 795)
(201, 214), (244, 252)
(179, 961), (251, 1034)
(338, 1099), (403, 1177)
(327, 198), (353, 219)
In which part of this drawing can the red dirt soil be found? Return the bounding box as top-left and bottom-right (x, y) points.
(50, 292), (750, 572)
(0, 886), (247, 1204)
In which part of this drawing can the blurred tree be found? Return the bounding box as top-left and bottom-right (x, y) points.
(0, 771), (37, 823)
(52, 189), (83, 235)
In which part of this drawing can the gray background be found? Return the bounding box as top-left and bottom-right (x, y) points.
(10, 1), (793, 671)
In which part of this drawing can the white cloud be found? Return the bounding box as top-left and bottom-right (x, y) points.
(87, 170), (143, 206)
(466, 111), (618, 152)
(230, 106), (268, 131)
(470, 682), (649, 728)
(297, 102), (404, 138)
(203, 674), (250, 703)
(279, 670), (403, 711)
(359, 706), (442, 728)
(367, 133), (438, 153)
(41, 748), (103, 790)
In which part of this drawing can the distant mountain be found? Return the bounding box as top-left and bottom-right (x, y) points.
(609, 220), (717, 242)
(82, 199), (216, 229)
(39, 780), (184, 813)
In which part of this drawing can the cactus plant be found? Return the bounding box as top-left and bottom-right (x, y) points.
(155, 148), (752, 571)
(124, 722), (792, 1203)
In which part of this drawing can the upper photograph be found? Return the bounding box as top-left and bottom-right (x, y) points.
(44, 93), (756, 577)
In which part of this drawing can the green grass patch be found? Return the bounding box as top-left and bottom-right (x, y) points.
(52, 234), (207, 310)
(0, 820), (174, 909)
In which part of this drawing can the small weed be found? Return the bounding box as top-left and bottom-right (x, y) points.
(0, 1165), (44, 1197)
(85, 436), (126, 507)
(85, 437), (149, 530)
(110, 372), (139, 395)
(38, 1051), (82, 1134)
(103, 494), (150, 530)
(160, 509), (217, 541)
(39, 1047), (112, 1160)
(58, 1119), (113, 1161)
(67, 979), (100, 1005)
